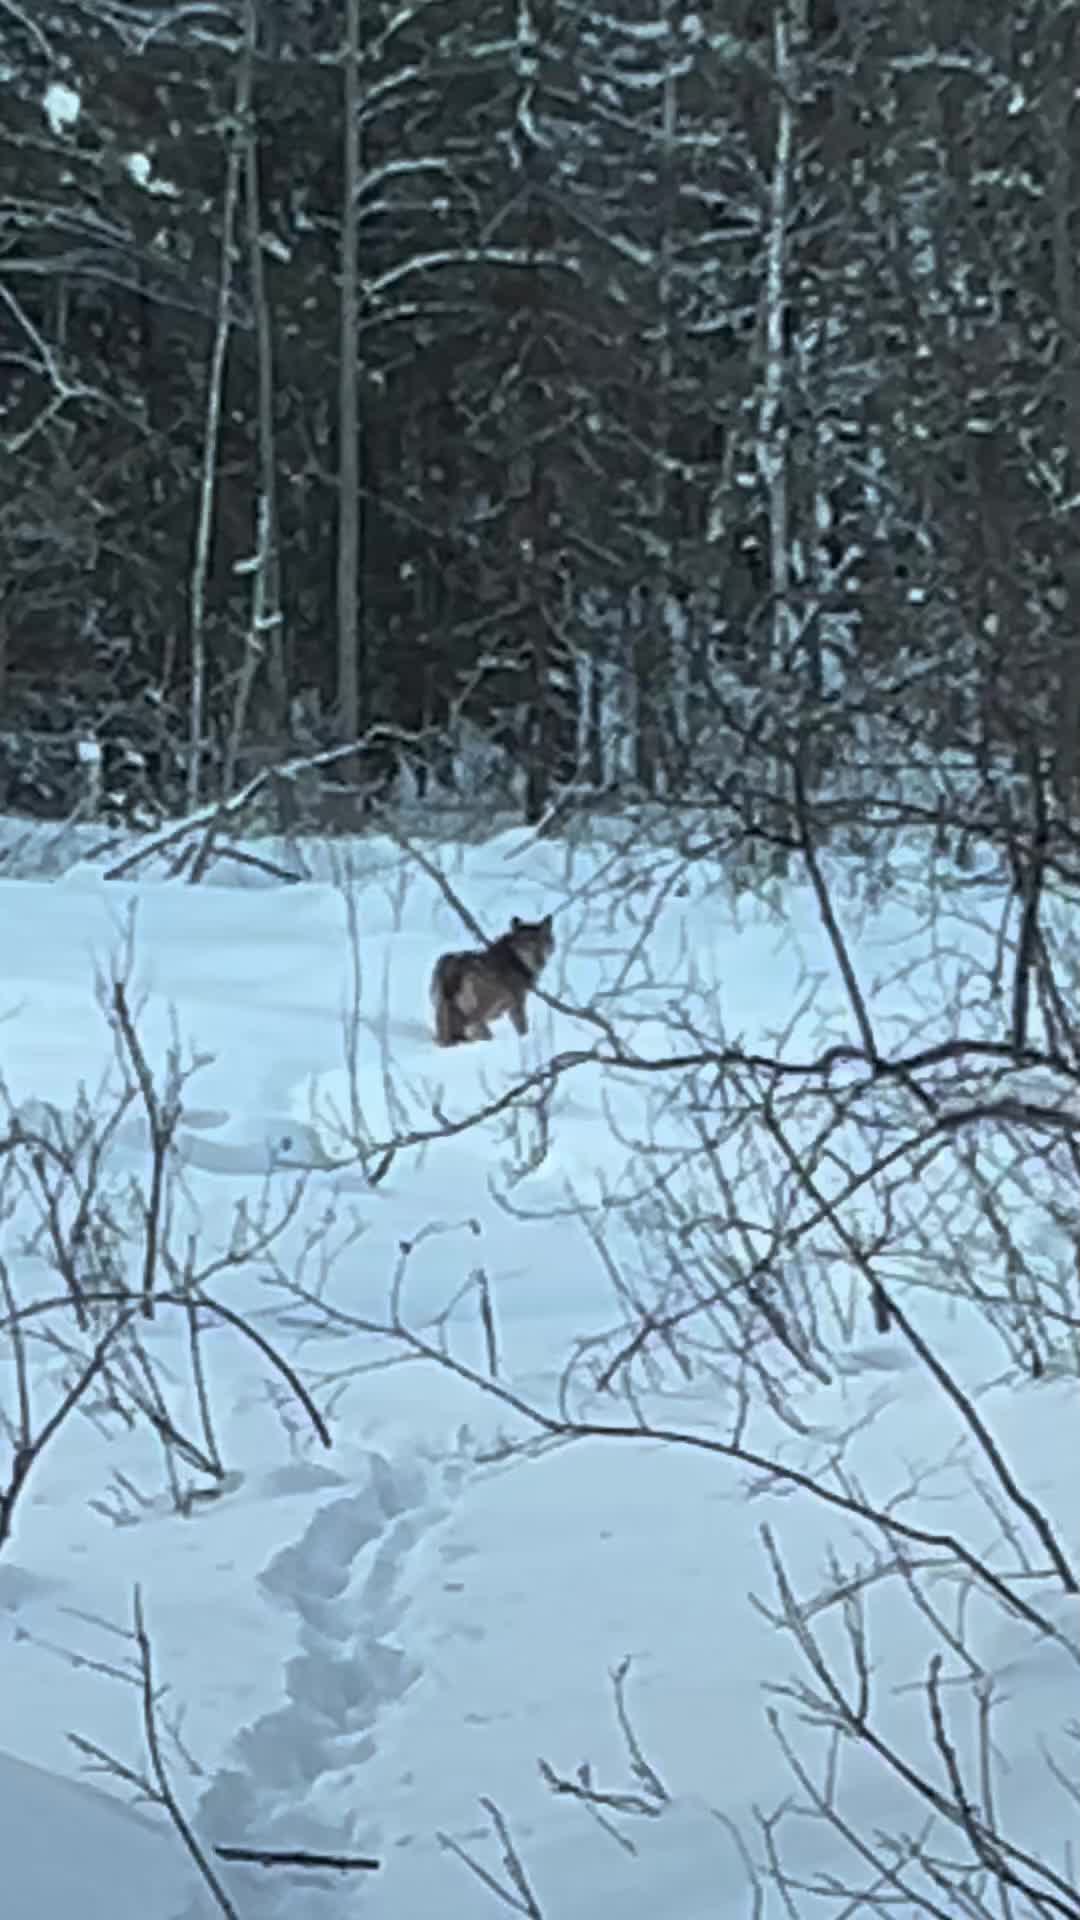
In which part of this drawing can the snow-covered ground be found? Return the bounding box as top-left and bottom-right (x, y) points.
(0, 818), (1075, 1919)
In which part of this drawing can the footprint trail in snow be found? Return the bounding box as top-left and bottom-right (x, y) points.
(190, 1447), (463, 1918)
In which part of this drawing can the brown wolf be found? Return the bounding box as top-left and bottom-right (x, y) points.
(431, 914), (555, 1046)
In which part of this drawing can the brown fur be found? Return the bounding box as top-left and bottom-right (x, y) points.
(431, 914), (555, 1046)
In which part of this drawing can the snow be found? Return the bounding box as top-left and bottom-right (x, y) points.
(0, 820), (1076, 1917)
(126, 151), (181, 197)
(0, 1746), (194, 1919)
(42, 82), (81, 137)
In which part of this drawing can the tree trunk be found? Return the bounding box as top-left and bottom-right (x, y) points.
(242, 0), (288, 731)
(187, 33), (250, 808)
(758, 2), (795, 682)
(643, 0), (678, 798)
(336, 0), (362, 783)
(1049, 14), (1080, 814)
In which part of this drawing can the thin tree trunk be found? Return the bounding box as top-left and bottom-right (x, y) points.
(524, 558), (550, 827)
(629, 591), (655, 793)
(188, 496), (272, 884)
(636, 0), (677, 798)
(757, 3), (795, 683)
(514, 0), (554, 827)
(187, 35), (250, 809)
(585, 643), (604, 791)
(336, 0), (362, 780)
(242, 0), (287, 730)
(224, 494), (271, 799)
(1049, 14), (1080, 813)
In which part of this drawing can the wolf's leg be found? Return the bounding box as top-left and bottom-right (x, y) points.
(508, 999), (529, 1036)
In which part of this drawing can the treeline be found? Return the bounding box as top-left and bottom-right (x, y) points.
(0, 0), (1076, 829)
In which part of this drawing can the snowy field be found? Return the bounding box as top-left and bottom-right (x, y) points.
(0, 817), (1076, 1919)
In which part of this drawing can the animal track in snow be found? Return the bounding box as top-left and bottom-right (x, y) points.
(191, 1446), (459, 1917)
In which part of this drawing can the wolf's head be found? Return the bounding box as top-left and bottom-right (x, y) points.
(507, 912), (555, 977)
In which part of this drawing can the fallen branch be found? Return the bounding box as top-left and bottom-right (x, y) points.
(214, 1845), (380, 1872)
(103, 725), (433, 882)
(198, 843), (304, 885)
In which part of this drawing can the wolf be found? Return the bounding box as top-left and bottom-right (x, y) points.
(431, 913), (555, 1046)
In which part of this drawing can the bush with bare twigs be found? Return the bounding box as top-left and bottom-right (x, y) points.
(6, 787), (1079, 1917)
(0, 955), (329, 1559)
(255, 790), (1078, 1917)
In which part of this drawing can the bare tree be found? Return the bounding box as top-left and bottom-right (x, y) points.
(1045, 7), (1080, 813)
(187, 20), (252, 810)
(757, 3), (798, 687)
(241, 0), (288, 731)
(336, 0), (362, 781)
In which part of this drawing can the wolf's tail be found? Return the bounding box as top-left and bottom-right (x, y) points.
(431, 956), (466, 1046)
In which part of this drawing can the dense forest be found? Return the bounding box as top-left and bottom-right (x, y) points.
(1, 0), (1077, 836)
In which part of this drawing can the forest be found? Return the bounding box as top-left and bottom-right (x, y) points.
(3, 10), (1080, 1913)
(0, 0), (1077, 843)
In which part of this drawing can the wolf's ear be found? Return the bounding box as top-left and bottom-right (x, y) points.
(510, 915), (522, 930)
(542, 913), (553, 932)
